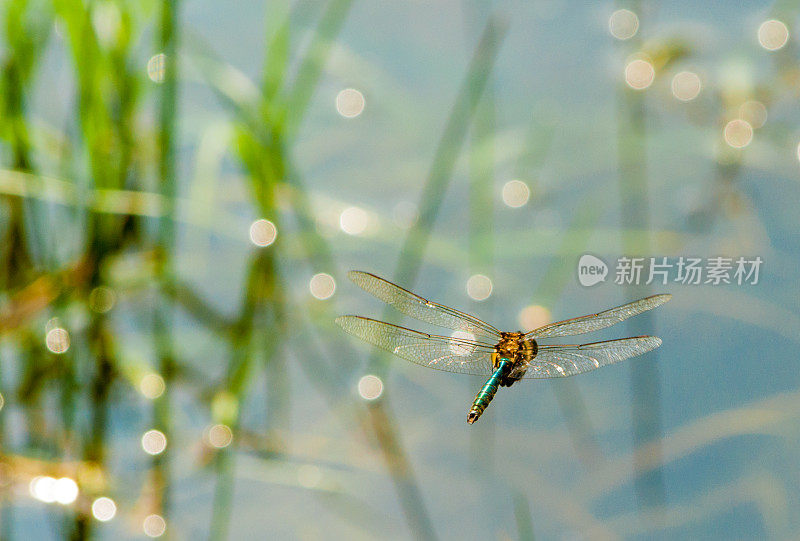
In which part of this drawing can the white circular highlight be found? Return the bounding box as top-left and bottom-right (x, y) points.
(758, 19), (789, 51)
(207, 424), (233, 448)
(53, 477), (79, 505)
(336, 88), (365, 118)
(501, 180), (530, 208)
(309, 273), (336, 300)
(92, 497), (117, 521)
(724, 119), (753, 149)
(357, 375), (383, 400)
(141, 430), (167, 455)
(339, 206), (368, 235)
(671, 71), (702, 101)
(625, 59), (655, 90)
(140, 373), (166, 400)
(249, 219), (277, 247)
(609, 9), (639, 40)
(143, 514), (166, 537)
(46, 328), (70, 354)
(30, 476), (57, 503)
(466, 274), (493, 301)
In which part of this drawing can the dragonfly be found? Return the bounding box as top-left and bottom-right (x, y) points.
(336, 271), (671, 424)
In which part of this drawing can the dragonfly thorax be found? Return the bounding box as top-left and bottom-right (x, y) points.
(492, 332), (538, 386)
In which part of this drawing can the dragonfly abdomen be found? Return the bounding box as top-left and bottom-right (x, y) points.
(467, 359), (511, 424)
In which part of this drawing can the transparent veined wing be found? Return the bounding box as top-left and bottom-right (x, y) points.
(525, 294), (671, 339)
(336, 315), (496, 375)
(522, 336), (662, 378)
(349, 271), (503, 342)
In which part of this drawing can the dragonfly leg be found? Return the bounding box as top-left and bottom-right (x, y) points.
(467, 360), (511, 424)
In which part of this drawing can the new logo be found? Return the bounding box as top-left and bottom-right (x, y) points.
(577, 254), (608, 287)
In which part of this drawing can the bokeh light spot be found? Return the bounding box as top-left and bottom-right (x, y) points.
(141, 430), (167, 455)
(724, 119), (753, 148)
(339, 206), (368, 235)
(609, 9), (639, 40)
(449, 330), (477, 357)
(207, 424), (233, 448)
(92, 497), (117, 521)
(46, 328), (70, 354)
(30, 476), (79, 505)
(309, 273), (336, 300)
(140, 373), (166, 400)
(143, 515), (166, 538)
(518, 305), (552, 331)
(739, 100), (767, 129)
(249, 219), (277, 247)
(147, 53), (166, 83)
(501, 180), (530, 208)
(89, 286), (116, 313)
(758, 19), (789, 51)
(625, 59), (655, 90)
(357, 375), (383, 400)
(53, 477), (79, 505)
(671, 71), (702, 101)
(30, 476), (57, 503)
(466, 274), (493, 301)
(336, 88), (365, 118)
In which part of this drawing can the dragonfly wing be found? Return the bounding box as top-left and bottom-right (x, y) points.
(348, 271), (502, 342)
(522, 336), (662, 378)
(336, 316), (496, 375)
(526, 294), (671, 339)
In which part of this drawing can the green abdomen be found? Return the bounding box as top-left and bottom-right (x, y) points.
(467, 359), (510, 424)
